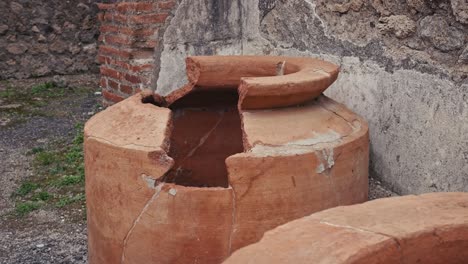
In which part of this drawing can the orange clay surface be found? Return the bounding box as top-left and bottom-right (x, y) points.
(164, 56), (339, 109)
(85, 56), (369, 264)
(224, 192), (468, 264)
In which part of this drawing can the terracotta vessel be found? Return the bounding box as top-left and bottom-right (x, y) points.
(223, 192), (468, 264)
(85, 56), (369, 264)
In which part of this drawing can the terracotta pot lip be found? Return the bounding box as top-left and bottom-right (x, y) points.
(158, 55), (340, 110)
(104, 92), (369, 158)
(87, 90), (368, 153)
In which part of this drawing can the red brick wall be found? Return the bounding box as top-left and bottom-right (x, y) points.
(97, 1), (176, 105)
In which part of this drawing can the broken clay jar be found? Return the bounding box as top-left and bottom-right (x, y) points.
(85, 56), (369, 264)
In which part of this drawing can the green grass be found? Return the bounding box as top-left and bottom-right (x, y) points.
(0, 81), (18, 100)
(15, 201), (41, 216)
(0, 82), (59, 120)
(30, 82), (66, 97)
(0, 82), (61, 101)
(3, 78), (98, 218)
(34, 151), (57, 166)
(12, 124), (86, 217)
(56, 193), (85, 208)
(31, 82), (55, 94)
(15, 182), (39, 197)
(53, 175), (83, 187)
(0, 81), (79, 118)
(30, 147), (44, 154)
(32, 191), (51, 201)
(0, 80), (96, 132)
(0, 89), (16, 99)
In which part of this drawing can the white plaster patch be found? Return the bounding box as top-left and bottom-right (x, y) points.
(316, 163), (325, 173)
(325, 149), (335, 168)
(249, 144), (313, 157)
(286, 130), (342, 146)
(316, 149), (335, 174)
(141, 174), (156, 189)
(168, 188), (177, 196)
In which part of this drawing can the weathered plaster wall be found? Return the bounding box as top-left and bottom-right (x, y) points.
(155, 0), (468, 194)
(0, 0), (100, 79)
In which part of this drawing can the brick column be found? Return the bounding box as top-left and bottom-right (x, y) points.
(97, 1), (175, 105)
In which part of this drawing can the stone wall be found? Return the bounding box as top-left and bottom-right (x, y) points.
(97, 0), (467, 195)
(0, 0), (100, 79)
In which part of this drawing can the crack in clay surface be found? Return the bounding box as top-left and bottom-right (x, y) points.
(319, 219), (404, 261)
(319, 220), (377, 235)
(227, 185), (237, 255)
(121, 183), (165, 264)
(236, 170), (267, 200)
(171, 111), (225, 183)
(319, 103), (361, 132)
(187, 112), (225, 158)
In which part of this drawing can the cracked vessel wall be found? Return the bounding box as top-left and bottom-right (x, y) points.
(84, 56), (369, 263)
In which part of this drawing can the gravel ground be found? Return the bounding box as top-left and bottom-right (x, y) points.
(0, 74), (99, 264)
(369, 177), (399, 200)
(0, 219), (87, 264)
(0, 75), (398, 263)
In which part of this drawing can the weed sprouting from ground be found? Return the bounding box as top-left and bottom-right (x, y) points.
(32, 191), (51, 202)
(30, 82), (70, 98)
(11, 123), (86, 217)
(34, 151), (57, 166)
(31, 82), (57, 95)
(15, 201), (41, 216)
(56, 194), (85, 208)
(53, 175), (83, 187)
(14, 182), (39, 197)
